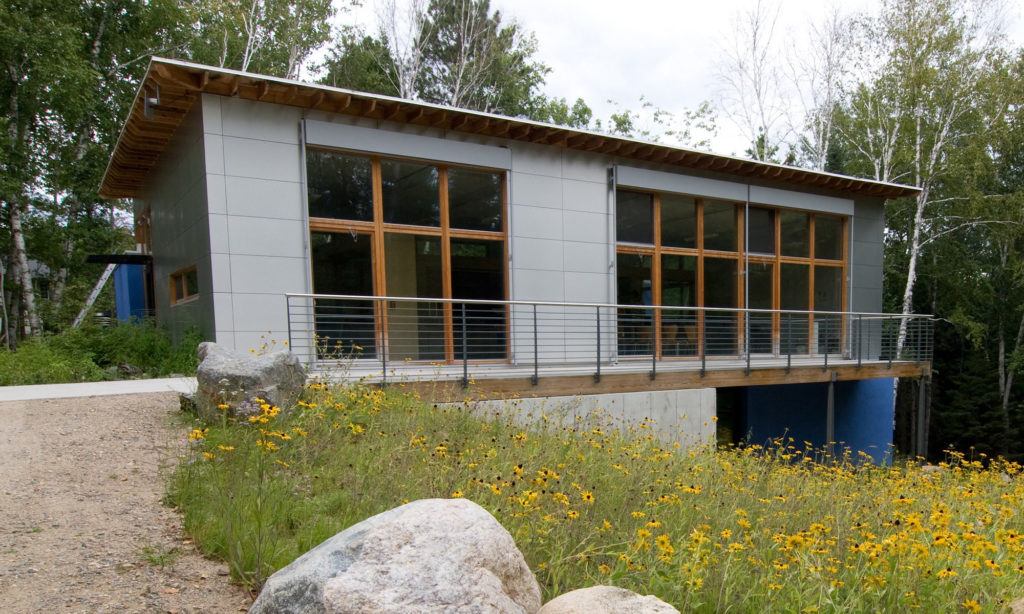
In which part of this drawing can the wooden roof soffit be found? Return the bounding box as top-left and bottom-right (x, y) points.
(99, 59), (921, 200)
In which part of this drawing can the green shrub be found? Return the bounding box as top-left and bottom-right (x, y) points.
(0, 340), (107, 385)
(1, 321), (202, 385)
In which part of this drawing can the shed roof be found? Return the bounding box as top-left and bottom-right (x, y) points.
(99, 57), (920, 200)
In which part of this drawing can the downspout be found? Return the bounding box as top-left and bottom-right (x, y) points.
(608, 166), (617, 364)
(744, 185), (750, 359)
(298, 119), (312, 364)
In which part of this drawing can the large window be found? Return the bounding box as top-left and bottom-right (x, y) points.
(615, 188), (846, 358)
(307, 148), (507, 361)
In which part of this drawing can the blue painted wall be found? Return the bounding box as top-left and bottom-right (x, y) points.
(113, 264), (147, 322)
(740, 378), (895, 463)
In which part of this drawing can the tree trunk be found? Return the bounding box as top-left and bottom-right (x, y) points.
(7, 201), (40, 337)
(0, 260), (9, 350)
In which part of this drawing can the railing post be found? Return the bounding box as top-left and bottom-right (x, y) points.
(745, 311), (751, 376)
(888, 317), (894, 369)
(822, 319), (829, 373)
(915, 317), (922, 367)
(461, 303), (469, 388)
(594, 306), (602, 383)
(785, 313), (792, 374)
(380, 300), (387, 386)
(286, 295), (294, 358)
(857, 314), (863, 370)
(700, 311), (706, 378)
(532, 304), (539, 386)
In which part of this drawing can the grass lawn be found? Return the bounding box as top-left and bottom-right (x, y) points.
(168, 380), (1024, 612)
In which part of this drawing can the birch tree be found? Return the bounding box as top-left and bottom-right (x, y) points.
(716, 0), (789, 161)
(837, 0), (1005, 354)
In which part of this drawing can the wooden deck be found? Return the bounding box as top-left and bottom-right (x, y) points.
(313, 356), (930, 402)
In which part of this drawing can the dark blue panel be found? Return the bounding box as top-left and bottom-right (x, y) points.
(742, 382), (829, 448)
(113, 264), (147, 322)
(835, 378), (895, 464)
(740, 378), (895, 464)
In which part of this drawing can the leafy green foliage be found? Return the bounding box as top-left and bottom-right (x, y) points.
(0, 322), (201, 385)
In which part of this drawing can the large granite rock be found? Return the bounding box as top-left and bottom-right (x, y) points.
(249, 498), (541, 614)
(194, 342), (305, 417)
(537, 586), (679, 614)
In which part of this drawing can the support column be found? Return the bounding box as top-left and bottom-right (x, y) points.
(826, 372), (836, 456)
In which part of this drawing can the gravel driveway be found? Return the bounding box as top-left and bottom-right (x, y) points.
(0, 392), (251, 613)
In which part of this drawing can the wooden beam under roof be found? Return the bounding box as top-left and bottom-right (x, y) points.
(99, 58), (922, 200)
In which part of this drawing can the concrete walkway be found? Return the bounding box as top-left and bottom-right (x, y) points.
(0, 377), (196, 402)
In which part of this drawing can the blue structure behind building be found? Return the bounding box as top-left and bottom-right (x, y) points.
(113, 264), (148, 321)
(739, 378), (895, 463)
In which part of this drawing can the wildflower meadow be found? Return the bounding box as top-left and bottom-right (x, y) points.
(168, 381), (1024, 611)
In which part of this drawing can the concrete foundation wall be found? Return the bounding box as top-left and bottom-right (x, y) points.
(456, 387), (716, 449)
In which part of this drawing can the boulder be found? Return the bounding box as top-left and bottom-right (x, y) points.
(537, 586), (678, 614)
(194, 342), (305, 418)
(249, 498), (541, 614)
(1008, 597), (1024, 614)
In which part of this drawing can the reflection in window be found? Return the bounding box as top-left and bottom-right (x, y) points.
(306, 150), (373, 221)
(781, 262), (810, 354)
(815, 215), (843, 260)
(704, 257), (738, 355)
(703, 200), (737, 252)
(384, 234), (444, 360)
(311, 231), (376, 358)
(616, 190), (653, 244)
(661, 194), (697, 249)
(814, 265), (843, 354)
(780, 211), (810, 257)
(747, 207), (775, 255)
(661, 254), (697, 356)
(617, 253), (653, 356)
(748, 262), (774, 354)
(381, 160), (440, 226)
(451, 239), (506, 359)
(448, 168), (503, 231)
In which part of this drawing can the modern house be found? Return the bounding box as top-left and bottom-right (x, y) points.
(99, 58), (931, 459)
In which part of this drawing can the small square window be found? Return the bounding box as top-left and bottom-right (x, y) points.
(170, 266), (199, 305)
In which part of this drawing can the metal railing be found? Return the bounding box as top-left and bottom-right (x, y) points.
(285, 293), (933, 383)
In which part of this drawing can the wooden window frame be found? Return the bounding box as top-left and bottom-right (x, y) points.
(169, 265), (199, 306)
(614, 188), (848, 359)
(306, 148), (509, 363)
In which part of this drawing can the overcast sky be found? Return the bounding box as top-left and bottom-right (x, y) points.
(338, 0), (1024, 156)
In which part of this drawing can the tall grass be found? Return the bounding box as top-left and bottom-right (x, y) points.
(169, 381), (1024, 612)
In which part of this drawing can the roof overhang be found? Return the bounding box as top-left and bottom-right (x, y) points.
(99, 57), (921, 201)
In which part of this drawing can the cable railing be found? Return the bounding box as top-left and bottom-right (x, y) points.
(285, 293), (933, 384)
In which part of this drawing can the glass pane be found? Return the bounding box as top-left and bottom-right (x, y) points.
(703, 200), (737, 252)
(451, 239), (506, 359)
(814, 266), (843, 312)
(381, 159), (440, 226)
(448, 168), (503, 232)
(311, 231), (376, 359)
(661, 194), (697, 249)
(780, 262), (809, 354)
(384, 234), (444, 360)
(661, 254), (697, 357)
(748, 262), (774, 354)
(780, 211), (810, 257)
(184, 270), (199, 297)
(814, 265), (843, 354)
(616, 190), (653, 244)
(704, 257), (738, 355)
(306, 149), (373, 221)
(815, 215), (843, 260)
(617, 253), (653, 356)
(747, 207), (775, 255)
